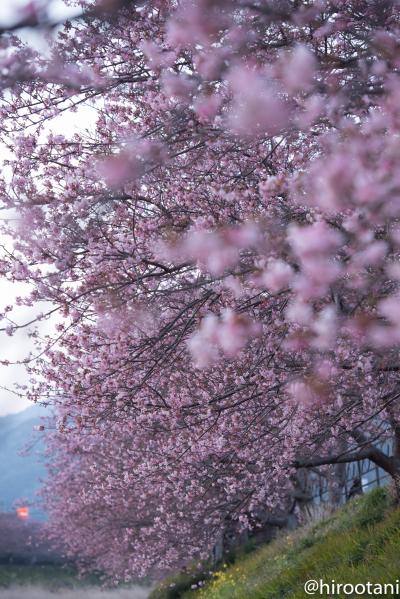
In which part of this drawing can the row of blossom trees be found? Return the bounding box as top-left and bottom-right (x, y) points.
(1, 0), (400, 580)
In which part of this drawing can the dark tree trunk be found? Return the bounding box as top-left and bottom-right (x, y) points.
(294, 437), (400, 502)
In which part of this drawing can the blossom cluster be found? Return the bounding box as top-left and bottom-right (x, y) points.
(1, 0), (400, 580)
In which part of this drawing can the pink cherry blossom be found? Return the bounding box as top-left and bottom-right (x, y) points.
(280, 44), (317, 93)
(261, 259), (294, 293)
(1, 0), (400, 582)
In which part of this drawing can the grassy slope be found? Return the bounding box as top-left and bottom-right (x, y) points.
(151, 488), (400, 599)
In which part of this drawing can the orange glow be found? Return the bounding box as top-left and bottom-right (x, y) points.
(16, 507), (29, 520)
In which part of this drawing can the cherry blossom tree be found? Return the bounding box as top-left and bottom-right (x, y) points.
(1, 0), (400, 579)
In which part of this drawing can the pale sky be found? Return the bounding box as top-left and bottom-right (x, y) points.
(0, 0), (78, 26)
(0, 0), (94, 416)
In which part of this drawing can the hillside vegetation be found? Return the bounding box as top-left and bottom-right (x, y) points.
(151, 488), (400, 599)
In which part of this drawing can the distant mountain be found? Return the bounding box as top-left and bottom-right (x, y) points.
(0, 404), (48, 519)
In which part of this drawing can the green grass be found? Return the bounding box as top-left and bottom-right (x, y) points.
(151, 487), (400, 599)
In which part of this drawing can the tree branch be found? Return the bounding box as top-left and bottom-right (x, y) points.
(294, 449), (375, 469)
